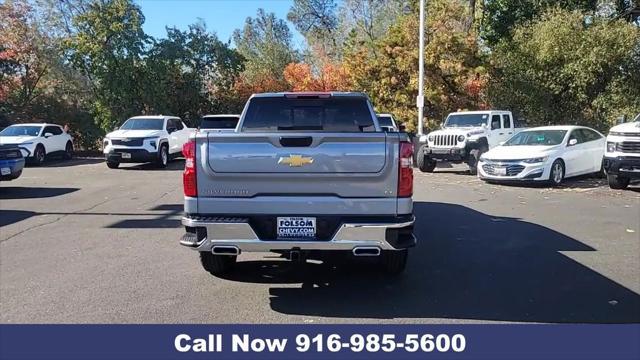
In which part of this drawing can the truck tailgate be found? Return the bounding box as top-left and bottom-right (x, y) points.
(196, 132), (398, 199)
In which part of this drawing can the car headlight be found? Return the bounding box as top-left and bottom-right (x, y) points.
(523, 156), (548, 164)
(20, 142), (34, 146)
(457, 135), (465, 142)
(147, 137), (158, 149)
(606, 142), (616, 152)
(103, 139), (110, 147)
(479, 154), (487, 161)
(428, 135), (434, 142)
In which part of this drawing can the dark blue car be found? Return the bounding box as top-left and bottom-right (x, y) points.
(0, 144), (25, 181)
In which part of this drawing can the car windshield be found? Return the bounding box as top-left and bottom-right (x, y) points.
(377, 116), (393, 127)
(445, 114), (488, 127)
(504, 130), (567, 146)
(200, 116), (239, 129)
(0, 125), (42, 137)
(119, 118), (164, 130)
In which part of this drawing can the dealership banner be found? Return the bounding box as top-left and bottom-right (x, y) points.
(1, 324), (638, 359)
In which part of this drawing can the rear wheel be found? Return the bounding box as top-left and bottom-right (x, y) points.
(549, 159), (565, 186)
(417, 146), (436, 173)
(380, 249), (408, 275)
(63, 141), (73, 160)
(156, 144), (168, 168)
(608, 174), (630, 190)
(200, 252), (237, 275)
(106, 161), (119, 169)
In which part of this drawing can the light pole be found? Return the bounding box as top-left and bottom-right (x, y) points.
(417, 0), (425, 136)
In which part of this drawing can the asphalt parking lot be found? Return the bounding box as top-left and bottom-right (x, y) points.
(1, 158), (639, 324)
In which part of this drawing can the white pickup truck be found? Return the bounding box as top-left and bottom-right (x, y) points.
(103, 115), (194, 169)
(417, 110), (524, 174)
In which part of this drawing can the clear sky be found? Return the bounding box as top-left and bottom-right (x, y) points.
(134, 0), (306, 48)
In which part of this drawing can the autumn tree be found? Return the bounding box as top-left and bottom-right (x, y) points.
(344, 0), (487, 133)
(283, 61), (351, 91)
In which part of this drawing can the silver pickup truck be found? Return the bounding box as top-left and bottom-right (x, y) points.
(179, 92), (416, 275)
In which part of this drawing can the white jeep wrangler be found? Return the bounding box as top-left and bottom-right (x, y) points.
(417, 110), (524, 174)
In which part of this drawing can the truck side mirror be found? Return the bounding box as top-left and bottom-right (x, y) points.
(568, 138), (578, 146)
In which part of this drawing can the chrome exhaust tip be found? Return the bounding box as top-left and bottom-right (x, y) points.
(212, 246), (240, 256)
(352, 247), (381, 256)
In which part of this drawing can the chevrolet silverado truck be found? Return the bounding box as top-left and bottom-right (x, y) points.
(416, 110), (524, 174)
(179, 92), (416, 275)
(604, 114), (640, 189)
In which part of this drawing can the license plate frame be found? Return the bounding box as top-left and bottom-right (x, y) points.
(495, 166), (507, 176)
(277, 217), (316, 239)
(1, 167), (10, 176)
(121, 153), (132, 159)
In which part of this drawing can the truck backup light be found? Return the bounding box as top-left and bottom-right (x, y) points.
(182, 139), (197, 197)
(398, 141), (414, 197)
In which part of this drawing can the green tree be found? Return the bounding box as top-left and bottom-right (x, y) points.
(64, 0), (150, 132)
(481, 0), (598, 46)
(232, 8), (298, 91)
(143, 22), (244, 125)
(288, 0), (339, 59)
(489, 8), (640, 130)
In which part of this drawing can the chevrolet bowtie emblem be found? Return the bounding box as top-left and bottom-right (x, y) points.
(278, 154), (314, 167)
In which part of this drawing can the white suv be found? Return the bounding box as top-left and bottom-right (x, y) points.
(103, 115), (193, 169)
(603, 114), (640, 189)
(0, 123), (74, 166)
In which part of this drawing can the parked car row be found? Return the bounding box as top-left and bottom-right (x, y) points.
(416, 111), (639, 190)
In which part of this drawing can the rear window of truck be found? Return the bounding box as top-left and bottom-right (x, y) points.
(241, 97), (376, 132)
(200, 116), (239, 129)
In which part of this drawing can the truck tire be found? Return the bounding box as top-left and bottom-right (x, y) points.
(106, 161), (119, 169)
(467, 148), (484, 175)
(416, 146), (436, 172)
(156, 143), (168, 168)
(381, 249), (408, 275)
(608, 174), (630, 190)
(200, 252), (236, 275)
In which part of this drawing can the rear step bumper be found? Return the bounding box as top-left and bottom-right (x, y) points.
(180, 215), (416, 253)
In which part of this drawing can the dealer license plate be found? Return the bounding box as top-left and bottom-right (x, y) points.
(121, 153), (131, 159)
(277, 217), (316, 239)
(495, 166), (507, 176)
(1, 167), (10, 175)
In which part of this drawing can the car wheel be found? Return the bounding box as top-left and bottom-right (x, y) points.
(200, 252), (236, 275)
(157, 144), (168, 168)
(106, 161), (119, 169)
(31, 145), (46, 166)
(607, 174), (630, 190)
(549, 159), (565, 186)
(63, 141), (73, 160)
(467, 147), (485, 175)
(416, 147), (436, 173)
(380, 249), (408, 275)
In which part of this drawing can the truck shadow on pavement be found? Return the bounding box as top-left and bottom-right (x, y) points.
(0, 187), (79, 200)
(221, 202), (640, 323)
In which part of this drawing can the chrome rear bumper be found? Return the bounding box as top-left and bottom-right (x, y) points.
(180, 215), (416, 253)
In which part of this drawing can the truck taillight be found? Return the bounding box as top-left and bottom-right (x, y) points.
(398, 141), (413, 197)
(183, 139), (197, 197)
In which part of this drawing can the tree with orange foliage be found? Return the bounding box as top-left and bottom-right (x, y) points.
(283, 61), (351, 91)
